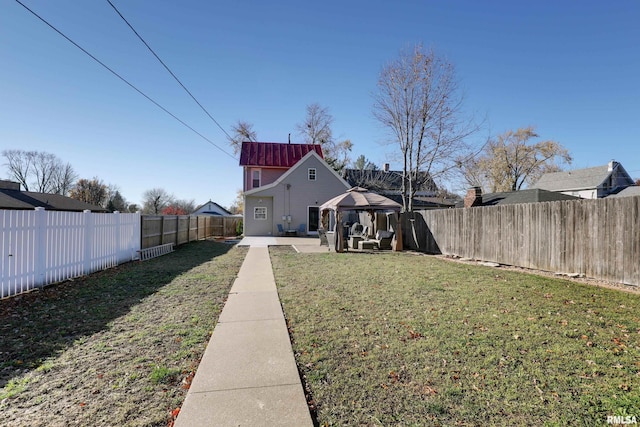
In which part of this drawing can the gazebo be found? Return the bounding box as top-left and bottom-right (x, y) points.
(319, 187), (402, 252)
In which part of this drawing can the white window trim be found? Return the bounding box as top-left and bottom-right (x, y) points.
(308, 168), (317, 181)
(254, 206), (267, 220)
(252, 169), (261, 188)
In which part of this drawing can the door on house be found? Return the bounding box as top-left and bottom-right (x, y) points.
(308, 206), (320, 235)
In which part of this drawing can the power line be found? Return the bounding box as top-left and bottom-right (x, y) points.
(14, 0), (236, 160)
(106, 0), (234, 143)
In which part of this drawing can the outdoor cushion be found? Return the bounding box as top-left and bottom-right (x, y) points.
(376, 230), (394, 240)
(371, 230), (395, 250)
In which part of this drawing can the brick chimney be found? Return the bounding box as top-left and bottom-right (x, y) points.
(0, 180), (21, 190)
(464, 187), (482, 208)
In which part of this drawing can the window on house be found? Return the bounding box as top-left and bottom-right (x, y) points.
(254, 206), (267, 220)
(308, 168), (316, 181)
(252, 170), (261, 188)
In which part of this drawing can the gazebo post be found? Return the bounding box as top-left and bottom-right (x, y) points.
(336, 211), (344, 252)
(392, 211), (403, 251)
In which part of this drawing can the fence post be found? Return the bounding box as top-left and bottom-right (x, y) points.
(83, 210), (93, 275)
(34, 207), (47, 287)
(160, 216), (166, 245)
(114, 211), (121, 263)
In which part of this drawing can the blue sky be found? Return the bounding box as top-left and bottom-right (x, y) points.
(2, 1), (639, 208)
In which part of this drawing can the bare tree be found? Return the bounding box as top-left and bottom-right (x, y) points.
(142, 188), (174, 214)
(2, 149), (77, 194)
(461, 127), (572, 192)
(296, 103), (352, 172)
(296, 103), (333, 145)
(50, 162), (78, 196)
(31, 152), (60, 193)
(228, 121), (257, 155)
(373, 45), (478, 211)
(3, 149), (33, 190)
(69, 177), (108, 207)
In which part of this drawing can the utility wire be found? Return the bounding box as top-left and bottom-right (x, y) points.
(106, 0), (235, 144)
(15, 0), (236, 160)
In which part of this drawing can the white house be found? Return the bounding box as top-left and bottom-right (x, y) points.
(241, 145), (350, 236)
(532, 160), (635, 199)
(192, 200), (234, 216)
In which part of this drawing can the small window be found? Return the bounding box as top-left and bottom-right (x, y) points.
(252, 170), (261, 188)
(254, 207), (267, 220)
(308, 168), (316, 181)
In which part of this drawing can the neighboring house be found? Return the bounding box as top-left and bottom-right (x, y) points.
(192, 200), (234, 216)
(343, 164), (444, 209)
(386, 194), (457, 210)
(606, 186), (640, 198)
(532, 161), (635, 199)
(342, 164), (438, 197)
(0, 180), (107, 212)
(240, 142), (350, 236)
(460, 187), (579, 208)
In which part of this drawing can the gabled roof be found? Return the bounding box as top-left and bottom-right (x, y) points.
(532, 162), (634, 192)
(245, 151), (350, 196)
(342, 168), (437, 194)
(192, 200), (233, 216)
(0, 189), (107, 212)
(239, 141), (323, 168)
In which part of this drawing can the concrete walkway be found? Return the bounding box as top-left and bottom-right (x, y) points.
(174, 239), (317, 426)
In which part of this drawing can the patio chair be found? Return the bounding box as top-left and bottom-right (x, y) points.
(277, 223), (284, 236)
(350, 222), (364, 236)
(348, 224), (367, 249)
(369, 230), (395, 250)
(297, 223), (306, 236)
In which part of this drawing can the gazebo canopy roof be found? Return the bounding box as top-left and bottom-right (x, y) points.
(320, 187), (402, 212)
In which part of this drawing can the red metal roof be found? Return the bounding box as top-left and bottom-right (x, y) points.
(239, 142), (323, 168)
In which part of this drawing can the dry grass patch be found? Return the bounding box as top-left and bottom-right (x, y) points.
(271, 247), (640, 426)
(0, 240), (247, 427)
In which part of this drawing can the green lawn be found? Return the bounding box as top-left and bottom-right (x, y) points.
(0, 240), (247, 427)
(270, 247), (640, 427)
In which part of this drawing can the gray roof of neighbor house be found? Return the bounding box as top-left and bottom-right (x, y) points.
(455, 188), (579, 208)
(0, 188), (108, 212)
(532, 162), (634, 192)
(342, 169), (437, 194)
(385, 194), (458, 209)
(607, 186), (640, 198)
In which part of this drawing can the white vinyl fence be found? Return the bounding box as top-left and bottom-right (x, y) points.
(1, 208), (141, 299)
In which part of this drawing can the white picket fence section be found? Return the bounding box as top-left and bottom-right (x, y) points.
(1, 208), (141, 299)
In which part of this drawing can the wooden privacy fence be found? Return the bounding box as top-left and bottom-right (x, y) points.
(140, 215), (240, 249)
(402, 196), (640, 287)
(1, 209), (140, 299)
